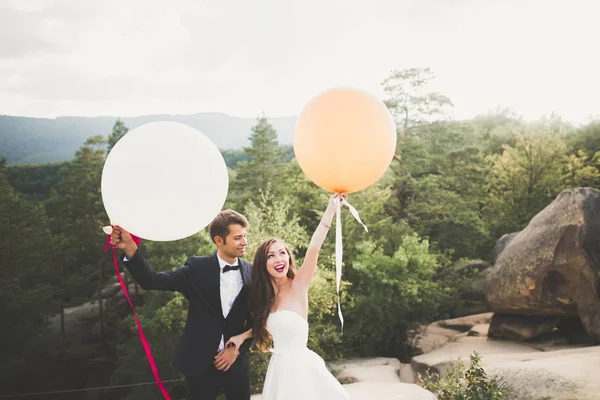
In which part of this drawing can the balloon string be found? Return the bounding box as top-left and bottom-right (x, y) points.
(334, 198), (368, 333)
(104, 234), (171, 400)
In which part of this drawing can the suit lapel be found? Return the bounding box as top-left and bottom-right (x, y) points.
(208, 252), (223, 319)
(239, 259), (251, 288)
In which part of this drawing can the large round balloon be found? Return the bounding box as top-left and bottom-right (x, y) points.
(293, 87), (396, 193)
(101, 121), (228, 241)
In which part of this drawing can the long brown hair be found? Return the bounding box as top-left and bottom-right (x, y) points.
(249, 238), (296, 353)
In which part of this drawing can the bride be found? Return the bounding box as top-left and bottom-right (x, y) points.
(247, 192), (350, 399)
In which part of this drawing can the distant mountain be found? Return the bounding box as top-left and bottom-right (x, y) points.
(0, 113), (298, 165)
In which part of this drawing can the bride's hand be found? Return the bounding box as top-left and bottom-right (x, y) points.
(329, 192), (348, 207)
(225, 333), (245, 352)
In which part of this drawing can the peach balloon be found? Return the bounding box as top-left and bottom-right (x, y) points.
(293, 87), (397, 193)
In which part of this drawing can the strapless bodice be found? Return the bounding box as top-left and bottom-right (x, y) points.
(266, 310), (309, 354)
(262, 309), (350, 399)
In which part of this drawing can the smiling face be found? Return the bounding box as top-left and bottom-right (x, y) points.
(216, 223), (247, 262)
(265, 240), (291, 279)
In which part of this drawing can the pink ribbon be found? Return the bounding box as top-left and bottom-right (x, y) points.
(104, 232), (171, 400)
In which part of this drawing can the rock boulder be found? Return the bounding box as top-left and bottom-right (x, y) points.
(487, 188), (600, 342)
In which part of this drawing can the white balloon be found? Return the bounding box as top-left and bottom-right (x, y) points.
(101, 121), (229, 241)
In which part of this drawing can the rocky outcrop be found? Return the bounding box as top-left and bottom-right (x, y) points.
(341, 382), (437, 400)
(493, 232), (519, 261)
(407, 313), (600, 400)
(454, 260), (493, 316)
(487, 347), (600, 400)
(413, 313), (493, 355)
(397, 188), (600, 399)
(487, 188), (600, 342)
(48, 281), (140, 339)
(45, 273), (143, 362)
(488, 313), (559, 341)
(411, 329), (539, 382)
(333, 357), (403, 384)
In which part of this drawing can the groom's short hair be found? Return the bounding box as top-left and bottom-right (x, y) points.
(209, 210), (248, 244)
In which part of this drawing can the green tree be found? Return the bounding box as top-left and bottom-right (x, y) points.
(329, 182), (402, 262)
(418, 352), (509, 400)
(345, 233), (456, 359)
(45, 136), (109, 336)
(232, 115), (285, 207)
(243, 183), (309, 260)
(388, 122), (492, 260)
(0, 172), (59, 394)
(280, 159), (328, 231)
(562, 150), (600, 189)
(4, 162), (71, 202)
(221, 148), (251, 168)
(566, 121), (600, 186)
(537, 111), (573, 134)
(107, 119), (129, 154)
(470, 108), (522, 155)
(306, 268), (349, 359)
(382, 67), (453, 138)
(567, 121), (600, 160)
(485, 128), (599, 237)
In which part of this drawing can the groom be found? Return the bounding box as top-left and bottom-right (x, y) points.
(110, 210), (253, 400)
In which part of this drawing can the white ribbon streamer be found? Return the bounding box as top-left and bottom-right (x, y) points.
(334, 197), (368, 332)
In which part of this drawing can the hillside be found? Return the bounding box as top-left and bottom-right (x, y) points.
(0, 113), (297, 165)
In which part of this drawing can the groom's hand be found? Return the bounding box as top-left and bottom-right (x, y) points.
(214, 346), (238, 371)
(110, 225), (137, 259)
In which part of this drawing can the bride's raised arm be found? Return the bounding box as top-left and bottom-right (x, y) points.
(294, 192), (347, 289)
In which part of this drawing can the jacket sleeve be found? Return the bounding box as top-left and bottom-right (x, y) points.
(122, 250), (192, 293)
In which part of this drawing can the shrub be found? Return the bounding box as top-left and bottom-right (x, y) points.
(417, 352), (509, 400)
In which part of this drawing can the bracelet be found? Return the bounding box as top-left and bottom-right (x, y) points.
(321, 221), (331, 229)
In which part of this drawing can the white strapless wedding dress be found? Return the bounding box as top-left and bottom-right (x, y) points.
(261, 310), (350, 399)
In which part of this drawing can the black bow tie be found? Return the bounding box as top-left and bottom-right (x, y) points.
(222, 264), (240, 273)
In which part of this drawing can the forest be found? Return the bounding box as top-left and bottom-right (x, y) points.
(1, 68), (599, 399)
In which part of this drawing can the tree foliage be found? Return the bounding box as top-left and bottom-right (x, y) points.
(2, 68), (600, 398)
(107, 119), (129, 155)
(418, 352), (509, 400)
(232, 115), (286, 208)
(382, 67), (453, 138)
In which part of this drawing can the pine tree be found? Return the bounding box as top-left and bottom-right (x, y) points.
(0, 171), (59, 388)
(232, 115), (285, 206)
(45, 136), (109, 336)
(107, 119), (129, 154)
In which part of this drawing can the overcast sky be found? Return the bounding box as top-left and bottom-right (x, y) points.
(1, 0), (598, 123)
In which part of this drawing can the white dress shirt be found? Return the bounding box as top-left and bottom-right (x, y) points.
(216, 254), (244, 351)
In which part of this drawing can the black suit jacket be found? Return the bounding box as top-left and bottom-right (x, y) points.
(122, 250), (253, 377)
